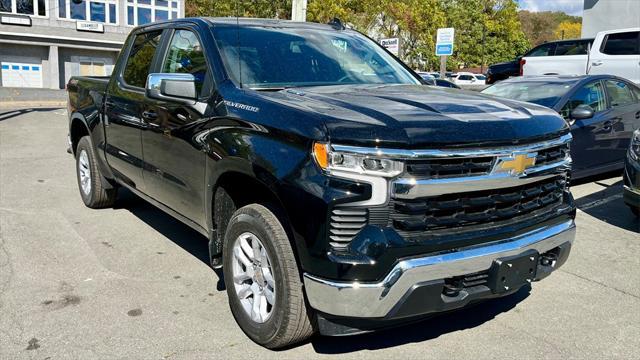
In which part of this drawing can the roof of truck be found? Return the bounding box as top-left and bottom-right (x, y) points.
(205, 17), (343, 31)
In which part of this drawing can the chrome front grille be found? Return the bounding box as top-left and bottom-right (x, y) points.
(536, 143), (570, 167)
(405, 156), (494, 179)
(329, 208), (367, 248)
(327, 134), (572, 249)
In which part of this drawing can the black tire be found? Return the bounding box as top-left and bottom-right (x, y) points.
(75, 136), (117, 208)
(223, 204), (315, 349)
(630, 206), (639, 217)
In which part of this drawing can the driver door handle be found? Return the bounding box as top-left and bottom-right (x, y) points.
(142, 110), (158, 121)
(591, 60), (603, 66)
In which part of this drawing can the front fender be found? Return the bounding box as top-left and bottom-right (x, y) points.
(201, 121), (334, 274)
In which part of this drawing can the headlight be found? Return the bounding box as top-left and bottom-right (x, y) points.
(630, 129), (640, 161)
(313, 142), (404, 178)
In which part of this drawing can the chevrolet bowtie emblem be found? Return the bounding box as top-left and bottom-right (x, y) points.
(499, 153), (537, 175)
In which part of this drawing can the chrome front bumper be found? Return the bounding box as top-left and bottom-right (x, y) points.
(304, 219), (576, 318)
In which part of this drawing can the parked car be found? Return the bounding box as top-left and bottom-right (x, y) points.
(453, 72), (486, 85)
(417, 72), (436, 85)
(623, 129), (640, 216)
(67, 18), (576, 349)
(482, 75), (640, 179)
(521, 28), (639, 84)
(435, 78), (461, 88)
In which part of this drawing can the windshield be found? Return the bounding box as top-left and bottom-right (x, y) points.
(481, 80), (576, 108)
(213, 25), (420, 89)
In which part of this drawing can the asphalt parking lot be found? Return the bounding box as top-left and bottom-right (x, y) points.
(1, 108), (638, 359)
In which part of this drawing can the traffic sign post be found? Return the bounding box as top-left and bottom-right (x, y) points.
(436, 28), (454, 78)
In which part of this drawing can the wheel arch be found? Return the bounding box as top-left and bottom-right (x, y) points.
(69, 114), (90, 156)
(206, 162), (298, 269)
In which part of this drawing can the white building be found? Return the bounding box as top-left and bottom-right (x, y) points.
(0, 0), (184, 88)
(582, 0), (640, 37)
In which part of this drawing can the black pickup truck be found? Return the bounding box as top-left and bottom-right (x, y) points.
(67, 18), (576, 348)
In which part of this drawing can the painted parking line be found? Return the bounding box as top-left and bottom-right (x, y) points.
(577, 194), (623, 211)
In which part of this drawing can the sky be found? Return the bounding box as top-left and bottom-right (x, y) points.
(518, 0), (584, 16)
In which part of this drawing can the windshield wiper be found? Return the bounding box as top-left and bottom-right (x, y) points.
(250, 87), (288, 91)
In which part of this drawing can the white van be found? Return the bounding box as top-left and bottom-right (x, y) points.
(521, 28), (640, 84)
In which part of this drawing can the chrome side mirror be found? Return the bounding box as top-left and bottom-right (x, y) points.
(146, 73), (197, 105)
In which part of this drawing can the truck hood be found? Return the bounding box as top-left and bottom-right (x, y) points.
(257, 84), (569, 148)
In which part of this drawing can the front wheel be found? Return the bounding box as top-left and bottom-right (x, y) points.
(223, 204), (315, 349)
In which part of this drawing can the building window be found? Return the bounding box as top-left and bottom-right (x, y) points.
(57, 0), (64, 17)
(0, 0), (47, 17)
(58, 0), (117, 24)
(126, 0), (180, 26)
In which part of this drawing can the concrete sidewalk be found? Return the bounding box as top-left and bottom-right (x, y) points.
(0, 87), (66, 109)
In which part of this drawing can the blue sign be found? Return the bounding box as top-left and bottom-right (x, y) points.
(436, 43), (453, 56)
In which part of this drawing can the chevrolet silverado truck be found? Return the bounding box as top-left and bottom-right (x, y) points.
(67, 18), (576, 348)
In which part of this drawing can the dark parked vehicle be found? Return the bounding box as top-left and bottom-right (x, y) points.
(67, 18), (576, 348)
(486, 38), (594, 84)
(435, 78), (461, 88)
(624, 129), (640, 216)
(482, 75), (640, 179)
(417, 73), (461, 89)
(486, 59), (519, 84)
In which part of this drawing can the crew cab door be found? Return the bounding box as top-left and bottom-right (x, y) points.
(589, 30), (640, 84)
(140, 27), (214, 227)
(104, 29), (163, 190)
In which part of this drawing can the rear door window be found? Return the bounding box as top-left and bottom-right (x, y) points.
(122, 30), (163, 88)
(601, 31), (640, 55)
(555, 40), (591, 56)
(605, 80), (635, 107)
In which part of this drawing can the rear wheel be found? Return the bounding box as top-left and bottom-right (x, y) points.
(75, 136), (117, 208)
(223, 204), (315, 349)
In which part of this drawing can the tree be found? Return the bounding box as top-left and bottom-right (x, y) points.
(555, 20), (581, 40)
(444, 0), (529, 69)
(186, 0), (291, 18)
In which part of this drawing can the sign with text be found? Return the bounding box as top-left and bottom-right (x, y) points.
(436, 43), (453, 56)
(1, 15), (32, 26)
(380, 37), (400, 56)
(436, 27), (454, 56)
(76, 21), (104, 33)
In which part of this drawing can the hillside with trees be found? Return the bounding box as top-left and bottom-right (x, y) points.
(518, 10), (582, 45)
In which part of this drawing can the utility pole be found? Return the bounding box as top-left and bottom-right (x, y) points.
(291, 0), (307, 22)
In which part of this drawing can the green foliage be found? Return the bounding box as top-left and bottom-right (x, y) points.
(185, 0), (292, 19)
(185, 0), (535, 70)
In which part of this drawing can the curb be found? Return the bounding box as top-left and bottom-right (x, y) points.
(0, 101), (66, 109)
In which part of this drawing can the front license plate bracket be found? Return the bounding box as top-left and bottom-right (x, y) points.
(488, 249), (539, 294)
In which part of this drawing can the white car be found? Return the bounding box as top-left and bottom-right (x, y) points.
(452, 72), (486, 85)
(521, 28), (640, 84)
